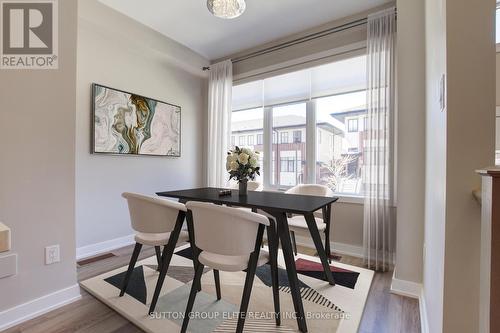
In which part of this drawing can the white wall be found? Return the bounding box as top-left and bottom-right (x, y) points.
(424, 1), (496, 332)
(442, 0), (495, 332)
(0, 0), (79, 325)
(76, 0), (208, 253)
(394, 0), (426, 285)
(423, 0), (447, 330)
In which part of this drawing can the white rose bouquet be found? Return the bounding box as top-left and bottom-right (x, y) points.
(226, 146), (260, 183)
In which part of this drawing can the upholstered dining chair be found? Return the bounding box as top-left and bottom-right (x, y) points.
(231, 180), (262, 213)
(181, 201), (281, 333)
(120, 193), (189, 308)
(230, 180), (263, 192)
(285, 184), (334, 259)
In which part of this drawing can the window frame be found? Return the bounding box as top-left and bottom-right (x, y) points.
(347, 118), (359, 132)
(231, 101), (367, 198)
(497, 3), (500, 52)
(280, 131), (289, 144)
(247, 134), (255, 145)
(293, 130), (302, 143)
(230, 52), (377, 200)
(257, 134), (263, 145)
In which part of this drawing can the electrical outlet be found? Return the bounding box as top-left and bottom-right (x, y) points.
(45, 245), (60, 265)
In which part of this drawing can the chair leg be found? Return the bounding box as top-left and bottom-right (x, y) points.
(267, 223), (281, 326)
(181, 263), (205, 333)
(236, 224), (264, 333)
(154, 246), (162, 271)
(236, 251), (260, 333)
(290, 230), (298, 256)
(120, 242), (142, 297)
(214, 269), (221, 300)
(186, 210), (202, 292)
(325, 231), (331, 264)
(148, 211), (185, 315)
(323, 204), (332, 264)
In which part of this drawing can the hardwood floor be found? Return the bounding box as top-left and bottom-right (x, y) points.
(4, 244), (420, 333)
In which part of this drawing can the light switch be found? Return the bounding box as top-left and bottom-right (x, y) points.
(0, 223), (11, 253)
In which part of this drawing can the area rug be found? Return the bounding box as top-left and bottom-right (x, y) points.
(80, 244), (373, 333)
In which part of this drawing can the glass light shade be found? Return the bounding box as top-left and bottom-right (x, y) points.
(207, 0), (246, 19)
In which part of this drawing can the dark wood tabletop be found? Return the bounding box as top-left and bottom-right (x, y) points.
(156, 187), (338, 214)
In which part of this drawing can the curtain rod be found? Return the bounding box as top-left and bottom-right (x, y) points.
(232, 17), (367, 64)
(203, 7), (397, 71)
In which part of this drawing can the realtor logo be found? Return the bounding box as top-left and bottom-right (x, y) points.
(1, 0), (58, 69)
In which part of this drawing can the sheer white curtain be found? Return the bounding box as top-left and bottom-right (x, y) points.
(363, 8), (396, 271)
(206, 60), (233, 187)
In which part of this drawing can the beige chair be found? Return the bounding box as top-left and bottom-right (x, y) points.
(245, 180), (263, 191)
(181, 201), (281, 333)
(285, 184), (334, 258)
(231, 181), (262, 213)
(229, 180), (263, 192)
(120, 192), (189, 313)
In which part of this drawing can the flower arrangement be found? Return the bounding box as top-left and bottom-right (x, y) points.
(226, 146), (260, 183)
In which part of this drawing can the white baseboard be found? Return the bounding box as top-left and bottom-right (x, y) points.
(76, 234), (135, 260)
(419, 288), (429, 333)
(294, 234), (364, 258)
(390, 271), (422, 299)
(0, 284), (81, 331)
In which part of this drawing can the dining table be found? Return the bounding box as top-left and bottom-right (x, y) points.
(155, 187), (339, 333)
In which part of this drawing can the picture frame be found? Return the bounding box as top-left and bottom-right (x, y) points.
(91, 83), (181, 157)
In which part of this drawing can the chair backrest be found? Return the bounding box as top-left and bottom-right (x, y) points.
(247, 181), (262, 191)
(230, 181), (262, 191)
(186, 201), (269, 256)
(122, 192), (186, 234)
(285, 184), (334, 197)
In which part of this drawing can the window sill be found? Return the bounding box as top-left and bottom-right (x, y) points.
(335, 194), (365, 204)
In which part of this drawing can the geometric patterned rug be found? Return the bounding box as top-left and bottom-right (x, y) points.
(80, 244), (374, 333)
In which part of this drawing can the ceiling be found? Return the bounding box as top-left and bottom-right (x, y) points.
(98, 0), (390, 60)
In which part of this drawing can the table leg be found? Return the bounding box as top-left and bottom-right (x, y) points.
(274, 212), (308, 333)
(304, 212), (335, 285)
(266, 219), (281, 326)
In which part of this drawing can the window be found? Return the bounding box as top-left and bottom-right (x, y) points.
(280, 157), (296, 172)
(497, 3), (500, 44)
(231, 136), (235, 147)
(280, 132), (289, 144)
(316, 91), (367, 194)
(347, 119), (358, 132)
(272, 103), (306, 187)
(232, 54), (368, 195)
(231, 108), (264, 183)
(293, 130), (302, 143)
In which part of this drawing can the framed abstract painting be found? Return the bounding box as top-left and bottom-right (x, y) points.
(92, 83), (181, 157)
